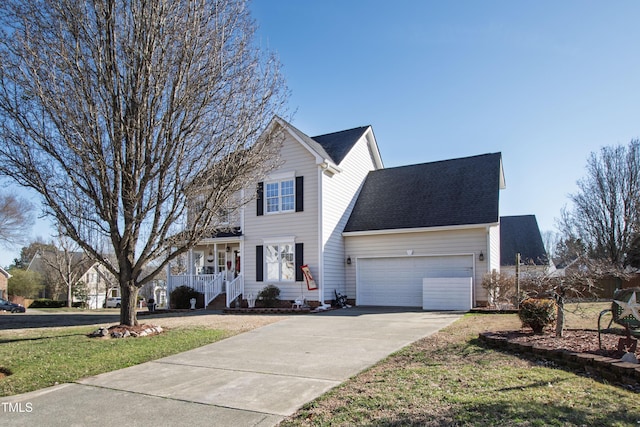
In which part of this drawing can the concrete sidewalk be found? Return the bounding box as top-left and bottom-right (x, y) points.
(1, 308), (461, 426)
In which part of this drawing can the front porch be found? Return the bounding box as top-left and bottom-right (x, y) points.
(166, 272), (244, 309)
(166, 240), (243, 309)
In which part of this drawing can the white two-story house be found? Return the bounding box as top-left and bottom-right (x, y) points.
(167, 116), (505, 310)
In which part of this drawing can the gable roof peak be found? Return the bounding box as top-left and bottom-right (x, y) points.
(312, 125), (371, 139)
(271, 116), (382, 168)
(311, 125), (372, 165)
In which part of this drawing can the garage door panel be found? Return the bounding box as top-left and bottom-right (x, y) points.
(357, 256), (472, 307)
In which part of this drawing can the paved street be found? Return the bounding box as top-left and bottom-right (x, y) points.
(0, 309), (121, 330)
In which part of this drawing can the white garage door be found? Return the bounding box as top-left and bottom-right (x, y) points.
(357, 255), (473, 307)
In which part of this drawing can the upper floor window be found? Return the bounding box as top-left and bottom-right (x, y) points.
(266, 179), (294, 213)
(257, 175), (303, 216)
(217, 206), (231, 224)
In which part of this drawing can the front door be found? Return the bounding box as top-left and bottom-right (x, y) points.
(218, 246), (240, 280)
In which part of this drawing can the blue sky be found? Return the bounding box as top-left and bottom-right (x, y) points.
(2, 1), (640, 267)
(250, 1), (640, 229)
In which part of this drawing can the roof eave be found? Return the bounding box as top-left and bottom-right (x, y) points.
(364, 126), (384, 170)
(343, 221), (500, 237)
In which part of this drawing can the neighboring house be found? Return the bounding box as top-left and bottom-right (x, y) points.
(81, 262), (119, 309)
(167, 116), (506, 310)
(500, 215), (554, 276)
(0, 267), (10, 299)
(28, 251), (118, 308)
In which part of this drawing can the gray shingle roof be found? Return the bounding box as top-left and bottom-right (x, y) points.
(312, 126), (370, 165)
(344, 153), (502, 232)
(500, 215), (548, 265)
(281, 120), (334, 161)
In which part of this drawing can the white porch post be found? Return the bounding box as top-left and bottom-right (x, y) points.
(188, 248), (194, 289)
(165, 262), (171, 309)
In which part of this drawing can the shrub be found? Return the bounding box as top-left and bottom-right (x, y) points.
(169, 286), (203, 309)
(481, 271), (516, 308)
(29, 299), (66, 308)
(518, 298), (556, 334)
(256, 284), (280, 308)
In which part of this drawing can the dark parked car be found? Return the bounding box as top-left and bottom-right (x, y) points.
(0, 297), (26, 313)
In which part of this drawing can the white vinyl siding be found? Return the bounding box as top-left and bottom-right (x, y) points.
(345, 227), (487, 306)
(320, 130), (378, 303)
(489, 224), (500, 273)
(244, 130), (319, 301)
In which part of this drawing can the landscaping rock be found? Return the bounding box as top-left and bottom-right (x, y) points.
(87, 327), (110, 338)
(87, 324), (164, 339)
(621, 351), (638, 364)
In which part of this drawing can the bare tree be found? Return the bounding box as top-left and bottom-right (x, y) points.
(0, 0), (287, 325)
(38, 231), (91, 308)
(521, 261), (629, 337)
(0, 193), (33, 247)
(559, 140), (640, 266)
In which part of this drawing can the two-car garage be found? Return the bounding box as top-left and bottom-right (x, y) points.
(341, 152), (504, 310)
(356, 255), (475, 310)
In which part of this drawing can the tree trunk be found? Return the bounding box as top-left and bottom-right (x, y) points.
(120, 282), (139, 326)
(555, 300), (565, 338)
(67, 280), (72, 308)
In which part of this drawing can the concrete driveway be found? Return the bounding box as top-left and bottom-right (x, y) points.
(1, 307), (461, 427)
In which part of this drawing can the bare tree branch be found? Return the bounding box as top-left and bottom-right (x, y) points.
(0, 0), (288, 325)
(0, 192), (34, 247)
(558, 140), (640, 266)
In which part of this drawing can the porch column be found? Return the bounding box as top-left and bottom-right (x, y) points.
(165, 262), (171, 309)
(214, 244), (218, 273)
(188, 248), (194, 290)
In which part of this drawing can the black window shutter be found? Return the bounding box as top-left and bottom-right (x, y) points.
(295, 176), (304, 212)
(295, 243), (304, 281)
(256, 182), (264, 216)
(256, 245), (264, 282)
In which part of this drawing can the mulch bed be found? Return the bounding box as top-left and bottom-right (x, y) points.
(486, 328), (638, 359)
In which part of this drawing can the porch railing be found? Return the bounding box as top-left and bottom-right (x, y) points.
(226, 273), (244, 308)
(166, 273), (224, 307)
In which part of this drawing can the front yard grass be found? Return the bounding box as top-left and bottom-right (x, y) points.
(0, 326), (229, 397)
(280, 304), (640, 427)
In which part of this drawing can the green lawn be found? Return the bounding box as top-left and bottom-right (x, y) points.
(3, 303), (638, 426)
(0, 326), (229, 397)
(280, 306), (640, 427)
